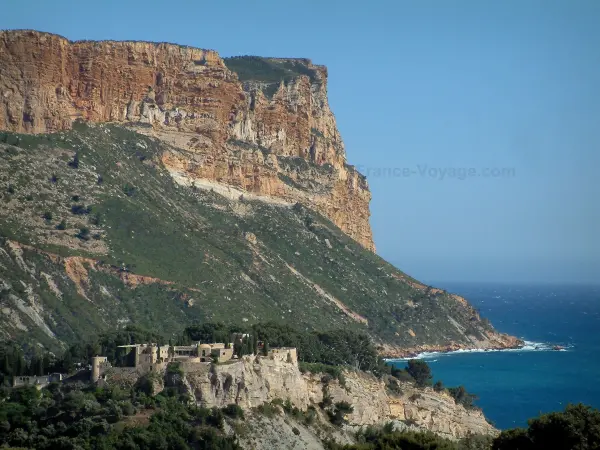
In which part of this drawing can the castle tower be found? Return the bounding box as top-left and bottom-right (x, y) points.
(91, 356), (108, 382)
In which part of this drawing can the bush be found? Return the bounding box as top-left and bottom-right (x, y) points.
(434, 380), (444, 392)
(448, 386), (478, 409)
(71, 204), (91, 215)
(222, 403), (244, 419)
(304, 406), (317, 425)
(6, 185), (15, 194)
(493, 404), (600, 450)
(167, 363), (183, 376)
(256, 402), (278, 418)
(292, 427), (300, 436)
(55, 220), (67, 230)
(385, 376), (403, 395)
(122, 184), (136, 197)
(68, 153), (80, 168)
(409, 393), (422, 402)
(406, 360), (432, 387)
(391, 367), (414, 383)
(43, 211), (53, 221)
(76, 227), (90, 241)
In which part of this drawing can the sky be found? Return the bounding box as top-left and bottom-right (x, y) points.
(2, 0), (599, 285)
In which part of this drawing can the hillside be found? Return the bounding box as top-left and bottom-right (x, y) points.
(0, 30), (374, 250)
(0, 122), (518, 354)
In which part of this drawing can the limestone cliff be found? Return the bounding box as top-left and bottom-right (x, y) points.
(167, 356), (496, 441)
(0, 30), (374, 250)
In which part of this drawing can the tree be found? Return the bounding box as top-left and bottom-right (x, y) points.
(493, 404), (600, 450)
(406, 360), (432, 387)
(433, 380), (444, 392)
(252, 335), (258, 355)
(448, 385), (478, 409)
(262, 342), (269, 356)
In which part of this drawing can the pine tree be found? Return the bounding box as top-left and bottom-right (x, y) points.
(36, 356), (44, 376)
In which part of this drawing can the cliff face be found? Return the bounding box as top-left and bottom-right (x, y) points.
(0, 30), (374, 250)
(168, 356), (497, 441)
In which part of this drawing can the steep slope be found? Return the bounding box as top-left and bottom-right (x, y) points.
(0, 30), (373, 250)
(0, 123), (519, 355)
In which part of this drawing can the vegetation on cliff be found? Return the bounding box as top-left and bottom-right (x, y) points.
(0, 382), (239, 449)
(224, 56), (321, 97)
(2, 375), (597, 450)
(0, 123), (504, 355)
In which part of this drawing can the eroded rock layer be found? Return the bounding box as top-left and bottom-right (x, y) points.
(0, 30), (374, 249)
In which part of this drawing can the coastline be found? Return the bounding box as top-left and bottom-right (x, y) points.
(383, 340), (572, 362)
(380, 332), (525, 360)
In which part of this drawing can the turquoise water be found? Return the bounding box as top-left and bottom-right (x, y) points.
(390, 283), (600, 429)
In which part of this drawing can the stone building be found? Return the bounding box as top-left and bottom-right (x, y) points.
(267, 347), (298, 364)
(91, 356), (110, 382)
(12, 373), (63, 388)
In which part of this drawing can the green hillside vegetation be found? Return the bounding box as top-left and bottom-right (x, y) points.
(2, 375), (597, 450)
(0, 122), (497, 354)
(224, 56), (320, 97)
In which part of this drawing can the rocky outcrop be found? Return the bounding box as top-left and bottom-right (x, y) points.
(380, 331), (523, 359)
(169, 355), (496, 441)
(0, 30), (374, 249)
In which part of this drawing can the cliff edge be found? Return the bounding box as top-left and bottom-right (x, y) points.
(0, 30), (374, 250)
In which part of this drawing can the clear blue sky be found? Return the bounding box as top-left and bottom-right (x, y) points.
(3, 0), (599, 284)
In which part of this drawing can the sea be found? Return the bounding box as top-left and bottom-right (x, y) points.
(388, 283), (600, 430)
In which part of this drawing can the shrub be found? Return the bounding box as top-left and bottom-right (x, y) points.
(292, 427), (300, 436)
(71, 195), (80, 202)
(385, 376), (403, 395)
(493, 403), (600, 450)
(222, 403), (244, 419)
(120, 401), (135, 416)
(392, 368), (415, 383)
(89, 213), (101, 225)
(304, 406), (317, 425)
(298, 362), (341, 379)
(71, 204), (91, 215)
(68, 153), (80, 168)
(76, 227), (90, 241)
(207, 406), (224, 429)
(55, 220), (67, 230)
(6, 184), (15, 194)
(256, 402), (278, 418)
(409, 393), (422, 402)
(167, 363), (183, 376)
(50, 174), (58, 183)
(448, 386), (478, 409)
(434, 380), (444, 392)
(43, 211), (53, 221)
(406, 360), (432, 387)
(122, 184), (136, 197)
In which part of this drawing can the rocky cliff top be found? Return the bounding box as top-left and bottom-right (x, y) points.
(0, 29), (374, 249)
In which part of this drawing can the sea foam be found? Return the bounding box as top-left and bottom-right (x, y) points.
(385, 340), (573, 362)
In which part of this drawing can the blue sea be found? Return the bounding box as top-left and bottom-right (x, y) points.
(390, 283), (600, 430)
